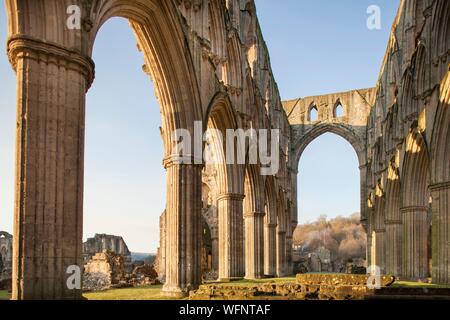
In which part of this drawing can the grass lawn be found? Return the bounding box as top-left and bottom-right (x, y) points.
(391, 281), (450, 289)
(0, 291), (11, 300)
(210, 277), (296, 287)
(83, 278), (297, 300)
(83, 285), (179, 300)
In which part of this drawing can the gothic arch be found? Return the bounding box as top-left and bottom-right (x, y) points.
(208, 0), (227, 61)
(293, 124), (365, 168)
(384, 159), (402, 276)
(243, 164), (265, 279)
(205, 92), (244, 195)
(400, 127), (431, 280)
(88, 0), (203, 150)
(430, 75), (450, 283)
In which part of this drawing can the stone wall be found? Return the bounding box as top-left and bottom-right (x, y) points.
(0, 232), (13, 290)
(364, 0), (449, 284)
(83, 251), (127, 291)
(83, 234), (133, 272)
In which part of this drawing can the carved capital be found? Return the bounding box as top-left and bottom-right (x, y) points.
(163, 155), (204, 169)
(217, 193), (245, 202)
(7, 35), (95, 90)
(400, 206), (429, 213)
(430, 181), (450, 192)
(244, 211), (265, 218)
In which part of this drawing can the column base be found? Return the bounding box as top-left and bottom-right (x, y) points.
(218, 277), (244, 282)
(161, 285), (191, 298)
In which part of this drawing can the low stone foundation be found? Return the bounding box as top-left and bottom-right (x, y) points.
(189, 274), (396, 300)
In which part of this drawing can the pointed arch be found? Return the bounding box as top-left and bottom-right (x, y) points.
(205, 92), (244, 195)
(86, 0), (203, 155)
(400, 126), (431, 280)
(333, 100), (345, 118)
(308, 104), (318, 122)
(208, 0), (227, 60)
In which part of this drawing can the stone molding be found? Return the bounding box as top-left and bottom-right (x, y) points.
(7, 35), (95, 89)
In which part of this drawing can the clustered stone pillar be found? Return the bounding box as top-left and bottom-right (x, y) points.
(285, 234), (293, 275)
(264, 222), (277, 276)
(218, 193), (245, 280)
(210, 227), (219, 272)
(373, 229), (386, 274)
(8, 37), (94, 300)
(244, 211), (265, 279)
(401, 206), (429, 280)
(385, 220), (402, 277)
(431, 182), (450, 284)
(276, 230), (287, 277)
(162, 160), (203, 297)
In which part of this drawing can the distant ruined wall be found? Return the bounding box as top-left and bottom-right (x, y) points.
(0, 232), (13, 281)
(83, 234), (132, 265)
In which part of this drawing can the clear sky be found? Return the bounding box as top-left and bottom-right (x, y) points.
(0, 1), (399, 252)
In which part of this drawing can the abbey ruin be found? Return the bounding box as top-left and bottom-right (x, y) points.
(2, 0), (449, 299)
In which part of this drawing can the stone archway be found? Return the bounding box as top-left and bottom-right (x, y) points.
(400, 128), (431, 281)
(5, 0), (294, 300)
(263, 176), (277, 277)
(5, 0), (203, 300)
(205, 93), (245, 281)
(283, 88), (376, 227)
(384, 160), (402, 277)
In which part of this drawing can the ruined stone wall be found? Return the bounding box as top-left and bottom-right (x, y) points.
(365, 0), (449, 283)
(0, 231), (13, 284)
(83, 234), (132, 263)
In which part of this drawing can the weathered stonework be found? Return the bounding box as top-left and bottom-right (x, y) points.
(363, 0), (450, 284)
(83, 251), (127, 291)
(0, 232), (13, 290)
(2, 0), (449, 300)
(83, 234), (132, 268)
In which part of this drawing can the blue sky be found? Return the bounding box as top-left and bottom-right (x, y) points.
(0, 1), (399, 253)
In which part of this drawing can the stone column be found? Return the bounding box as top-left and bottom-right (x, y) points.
(162, 160), (203, 297)
(264, 223), (277, 276)
(366, 232), (372, 268)
(244, 211), (264, 279)
(373, 229), (386, 274)
(158, 211), (167, 280)
(401, 206), (429, 280)
(285, 234), (293, 276)
(385, 220), (402, 277)
(218, 193), (245, 280)
(431, 182), (450, 284)
(276, 230), (287, 277)
(210, 227), (219, 272)
(8, 36), (94, 300)
(359, 164), (368, 228)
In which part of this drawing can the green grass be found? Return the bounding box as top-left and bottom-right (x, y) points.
(391, 281), (450, 289)
(83, 285), (179, 300)
(0, 291), (11, 300)
(209, 277), (296, 287)
(83, 278), (297, 300)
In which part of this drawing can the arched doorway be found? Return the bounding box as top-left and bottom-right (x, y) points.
(6, 0), (203, 299)
(83, 16), (164, 269)
(401, 129), (431, 281)
(295, 130), (365, 274)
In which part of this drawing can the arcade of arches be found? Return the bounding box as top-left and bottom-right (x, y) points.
(3, 0), (449, 299)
